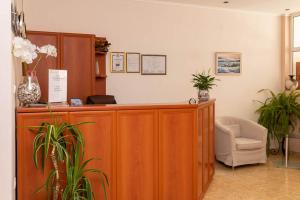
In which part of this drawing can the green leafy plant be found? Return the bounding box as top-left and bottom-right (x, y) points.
(256, 89), (300, 152)
(31, 116), (108, 200)
(62, 144), (109, 200)
(192, 70), (218, 91)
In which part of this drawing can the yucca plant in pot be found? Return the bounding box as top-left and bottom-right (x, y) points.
(192, 69), (219, 102)
(256, 89), (300, 154)
(62, 143), (109, 200)
(31, 116), (108, 200)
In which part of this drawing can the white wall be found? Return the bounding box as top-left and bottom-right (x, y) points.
(24, 0), (281, 120)
(0, 0), (15, 199)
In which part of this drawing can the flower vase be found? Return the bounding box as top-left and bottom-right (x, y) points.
(198, 90), (209, 102)
(17, 71), (41, 106)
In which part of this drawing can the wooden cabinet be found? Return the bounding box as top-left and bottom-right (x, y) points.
(16, 112), (68, 200)
(116, 110), (158, 200)
(200, 104), (215, 194)
(69, 111), (116, 200)
(26, 31), (106, 103)
(158, 109), (197, 200)
(202, 107), (209, 191)
(16, 101), (215, 200)
(208, 104), (215, 180)
(61, 33), (95, 103)
(197, 109), (204, 199)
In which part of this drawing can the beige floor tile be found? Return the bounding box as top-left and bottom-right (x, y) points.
(203, 154), (300, 200)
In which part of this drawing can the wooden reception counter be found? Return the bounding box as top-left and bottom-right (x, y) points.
(16, 100), (215, 200)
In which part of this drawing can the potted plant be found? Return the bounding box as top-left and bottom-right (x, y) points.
(31, 117), (108, 200)
(256, 89), (300, 154)
(12, 36), (57, 105)
(62, 143), (108, 199)
(192, 70), (219, 102)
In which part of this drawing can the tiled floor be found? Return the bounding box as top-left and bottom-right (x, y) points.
(204, 154), (300, 200)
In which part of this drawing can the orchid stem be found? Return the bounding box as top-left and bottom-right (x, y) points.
(31, 54), (45, 72)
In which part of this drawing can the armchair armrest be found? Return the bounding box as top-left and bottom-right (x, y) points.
(215, 122), (236, 154)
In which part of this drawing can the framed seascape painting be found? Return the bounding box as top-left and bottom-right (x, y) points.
(215, 52), (242, 75)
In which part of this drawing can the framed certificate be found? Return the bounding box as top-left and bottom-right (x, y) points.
(110, 52), (125, 73)
(126, 52), (140, 73)
(141, 55), (167, 75)
(48, 69), (67, 103)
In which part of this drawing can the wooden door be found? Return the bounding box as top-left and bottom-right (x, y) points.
(61, 33), (95, 103)
(69, 111), (115, 200)
(17, 112), (68, 200)
(202, 107), (209, 192)
(197, 108), (203, 199)
(208, 104), (215, 181)
(26, 31), (61, 103)
(116, 110), (158, 200)
(158, 109), (197, 200)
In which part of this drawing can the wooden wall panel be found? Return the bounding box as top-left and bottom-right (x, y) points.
(61, 33), (95, 103)
(208, 104), (215, 180)
(17, 112), (68, 200)
(202, 107), (209, 192)
(158, 109), (197, 200)
(116, 110), (158, 200)
(197, 108), (204, 199)
(69, 111), (115, 200)
(26, 31), (60, 103)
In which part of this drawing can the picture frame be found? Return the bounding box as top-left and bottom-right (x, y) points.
(110, 52), (125, 73)
(141, 54), (167, 75)
(215, 52), (242, 75)
(126, 52), (140, 73)
(70, 98), (83, 106)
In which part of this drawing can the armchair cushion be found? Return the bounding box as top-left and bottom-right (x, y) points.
(227, 124), (241, 137)
(235, 137), (263, 150)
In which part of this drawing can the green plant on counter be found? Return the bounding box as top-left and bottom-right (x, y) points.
(31, 115), (108, 200)
(192, 69), (218, 91)
(256, 89), (300, 152)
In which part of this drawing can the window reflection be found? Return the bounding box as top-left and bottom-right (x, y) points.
(293, 16), (300, 48)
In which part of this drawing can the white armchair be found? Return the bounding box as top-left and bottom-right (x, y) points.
(215, 116), (267, 167)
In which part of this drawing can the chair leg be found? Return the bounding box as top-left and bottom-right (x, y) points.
(232, 166), (235, 171)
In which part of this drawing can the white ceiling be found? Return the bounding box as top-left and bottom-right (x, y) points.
(153, 0), (300, 14)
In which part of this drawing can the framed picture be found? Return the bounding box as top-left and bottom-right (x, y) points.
(110, 52), (125, 73)
(126, 52), (140, 73)
(141, 54), (167, 75)
(215, 52), (242, 75)
(70, 98), (83, 106)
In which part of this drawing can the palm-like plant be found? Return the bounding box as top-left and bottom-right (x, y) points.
(32, 119), (85, 200)
(192, 70), (218, 91)
(256, 89), (300, 152)
(62, 144), (109, 200)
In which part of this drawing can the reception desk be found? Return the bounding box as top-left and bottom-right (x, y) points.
(16, 100), (215, 200)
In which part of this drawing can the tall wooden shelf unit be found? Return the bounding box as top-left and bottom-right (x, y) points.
(26, 31), (107, 103)
(94, 37), (107, 95)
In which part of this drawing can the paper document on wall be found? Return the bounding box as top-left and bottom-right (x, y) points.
(48, 69), (67, 103)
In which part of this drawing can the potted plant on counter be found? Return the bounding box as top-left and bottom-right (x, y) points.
(192, 69), (219, 102)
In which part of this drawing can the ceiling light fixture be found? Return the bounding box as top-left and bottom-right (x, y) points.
(223, 1), (229, 4)
(285, 8), (290, 11)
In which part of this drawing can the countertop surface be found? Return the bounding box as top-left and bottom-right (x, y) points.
(16, 99), (215, 113)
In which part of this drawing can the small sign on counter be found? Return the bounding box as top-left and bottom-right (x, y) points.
(48, 69), (67, 103)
